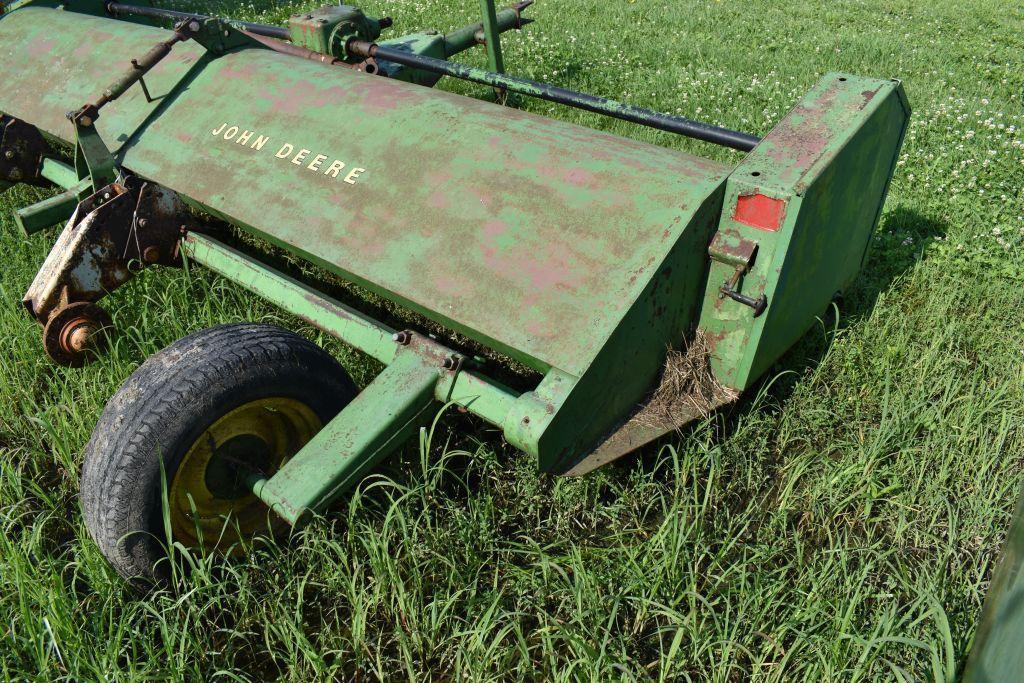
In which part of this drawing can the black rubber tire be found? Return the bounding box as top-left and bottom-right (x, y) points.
(80, 323), (357, 586)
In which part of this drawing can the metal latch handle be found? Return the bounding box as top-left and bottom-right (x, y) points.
(708, 232), (768, 318)
(720, 277), (767, 316)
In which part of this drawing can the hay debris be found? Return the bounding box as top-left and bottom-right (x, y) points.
(633, 331), (738, 429)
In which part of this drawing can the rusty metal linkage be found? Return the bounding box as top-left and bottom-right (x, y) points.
(23, 180), (196, 365)
(106, 2), (290, 40)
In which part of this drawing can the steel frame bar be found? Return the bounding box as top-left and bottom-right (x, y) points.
(39, 158), (79, 189)
(249, 349), (441, 525)
(478, 0), (505, 74)
(347, 41), (761, 151)
(15, 180), (89, 235)
(180, 232), (521, 427)
(105, 2), (290, 40)
(441, 3), (529, 58)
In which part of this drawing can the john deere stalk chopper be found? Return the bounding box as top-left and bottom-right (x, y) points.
(0, 0), (908, 584)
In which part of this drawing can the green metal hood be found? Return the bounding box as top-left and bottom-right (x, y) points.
(0, 6), (730, 380)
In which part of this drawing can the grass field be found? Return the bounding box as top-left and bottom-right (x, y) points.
(1, 0), (1022, 679)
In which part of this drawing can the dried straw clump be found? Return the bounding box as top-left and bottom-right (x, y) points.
(634, 330), (738, 429)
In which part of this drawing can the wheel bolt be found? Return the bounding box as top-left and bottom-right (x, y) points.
(66, 323), (96, 353)
(3, 149), (13, 160)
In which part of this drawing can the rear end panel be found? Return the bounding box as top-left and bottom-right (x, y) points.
(698, 73), (910, 391)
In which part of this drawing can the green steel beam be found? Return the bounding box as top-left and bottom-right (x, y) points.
(441, 3), (526, 58)
(251, 349), (441, 525)
(181, 232), (520, 426)
(39, 157), (79, 190)
(183, 232), (398, 365)
(14, 181), (88, 234)
(477, 0), (505, 74)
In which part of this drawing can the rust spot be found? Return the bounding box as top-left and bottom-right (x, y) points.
(27, 38), (56, 57)
(860, 88), (880, 108)
(482, 220), (507, 238)
(564, 168), (594, 187)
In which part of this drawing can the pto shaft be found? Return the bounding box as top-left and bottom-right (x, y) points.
(105, 2), (291, 40)
(95, 25), (190, 110)
(346, 40), (760, 151)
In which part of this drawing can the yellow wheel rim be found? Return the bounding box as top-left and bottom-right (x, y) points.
(169, 397), (321, 552)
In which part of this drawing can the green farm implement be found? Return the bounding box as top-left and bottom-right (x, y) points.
(0, 0), (908, 584)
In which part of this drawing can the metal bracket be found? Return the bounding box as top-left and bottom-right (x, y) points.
(69, 109), (118, 192)
(189, 16), (266, 55)
(23, 179), (197, 365)
(708, 232), (767, 317)
(0, 116), (53, 189)
(250, 346), (443, 526)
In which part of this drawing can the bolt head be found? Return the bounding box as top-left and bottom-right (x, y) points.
(188, 20), (201, 32)
(66, 323), (95, 353)
(137, 218), (148, 227)
(3, 149), (14, 160)
(143, 246), (161, 263)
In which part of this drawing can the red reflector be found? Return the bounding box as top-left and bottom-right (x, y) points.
(733, 193), (786, 232)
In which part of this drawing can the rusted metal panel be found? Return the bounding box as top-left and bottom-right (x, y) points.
(0, 6), (732, 378)
(0, 115), (52, 187)
(23, 181), (188, 322)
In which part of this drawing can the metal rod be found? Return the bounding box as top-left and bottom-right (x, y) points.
(95, 28), (187, 110)
(181, 232), (520, 427)
(39, 158), (80, 190)
(442, 3), (530, 57)
(348, 40), (760, 151)
(105, 2), (290, 40)
(478, 0), (505, 74)
(241, 29), (349, 66)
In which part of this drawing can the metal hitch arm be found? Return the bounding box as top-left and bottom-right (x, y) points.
(250, 346), (445, 526)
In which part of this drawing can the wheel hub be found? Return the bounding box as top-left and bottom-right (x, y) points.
(169, 397), (321, 551)
(204, 433), (274, 500)
(42, 301), (112, 367)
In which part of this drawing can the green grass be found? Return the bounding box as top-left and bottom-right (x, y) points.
(1, 0), (1023, 679)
